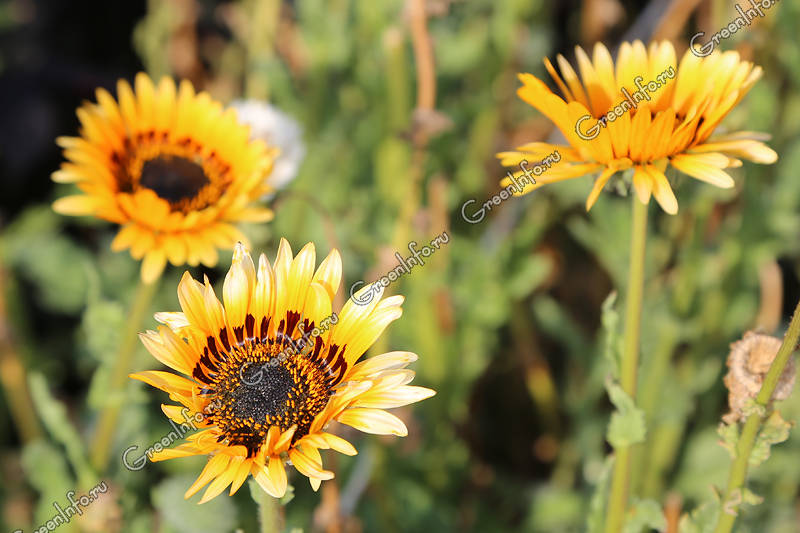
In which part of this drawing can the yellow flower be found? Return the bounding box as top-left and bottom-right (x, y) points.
(497, 40), (777, 214)
(131, 241), (435, 502)
(52, 73), (277, 282)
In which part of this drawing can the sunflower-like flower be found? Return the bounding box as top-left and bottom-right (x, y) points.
(131, 241), (434, 502)
(498, 40), (777, 214)
(52, 73), (277, 282)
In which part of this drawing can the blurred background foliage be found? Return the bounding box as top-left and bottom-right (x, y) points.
(1, 0), (800, 531)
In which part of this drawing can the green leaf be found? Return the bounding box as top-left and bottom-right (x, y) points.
(624, 499), (667, 533)
(506, 253), (551, 297)
(606, 380), (646, 449)
(21, 440), (79, 533)
(721, 487), (764, 516)
(1, 205), (91, 313)
(741, 398), (767, 420)
(601, 292), (621, 378)
(717, 422), (738, 459)
(679, 501), (720, 533)
(740, 487), (764, 506)
(280, 484), (295, 506)
(749, 411), (792, 467)
(586, 457), (614, 533)
(81, 298), (125, 364)
(248, 478), (295, 507)
(152, 475), (237, 533)
(527, 485), (583, 532)
(28, 372), (95, 488)
(21, 440), (75, 496)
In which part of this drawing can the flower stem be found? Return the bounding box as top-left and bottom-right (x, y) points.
(89, 275), (159, 472)
(713, 298), (800, 533)
(0, 265), (43, 443)
(604, 195), (648, 533)
(257, 489), (283, 533)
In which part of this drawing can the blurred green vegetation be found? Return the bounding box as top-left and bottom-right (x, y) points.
(2, 0), (800, 532)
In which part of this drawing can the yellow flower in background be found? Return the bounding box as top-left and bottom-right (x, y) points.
(131, 241), (434, 502)
(52, 73), (277, 282)
(498, 40), (777, 214)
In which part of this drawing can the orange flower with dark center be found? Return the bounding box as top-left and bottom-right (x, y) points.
(53, 73), (277, 281)
(132, 241), (435, 502)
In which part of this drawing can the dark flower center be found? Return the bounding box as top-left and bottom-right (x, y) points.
(231, 363), (294, 421)
(198, 336), (333, 456)
(140, 155), (209, 203)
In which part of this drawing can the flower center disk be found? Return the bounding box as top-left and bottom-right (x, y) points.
(199, 337), (332, 456)
(140, 155), (210, 203)
(109, 130), (235, 213)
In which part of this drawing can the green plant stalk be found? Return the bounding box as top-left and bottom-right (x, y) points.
(256, 488), (282, 533)
(713, 298), (800, 533)
(631, 322), (679, 495)
(604, 196), (648, 533)
(0, 265), (43, 443)
(89, 276), (159, 472)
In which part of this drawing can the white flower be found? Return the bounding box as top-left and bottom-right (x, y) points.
(231, 100), (306, 190)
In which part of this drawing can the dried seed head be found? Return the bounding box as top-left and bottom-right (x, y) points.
(723, 331), (796, 423)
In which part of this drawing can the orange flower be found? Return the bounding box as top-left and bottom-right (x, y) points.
(52, 73), (277, 282)
(132, 241), (435, 502)
(498, 41), (777, 214)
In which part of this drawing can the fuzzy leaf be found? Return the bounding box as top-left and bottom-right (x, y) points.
(721, 487), (764, 516)
(606, 380), (646, 448)
(1, 205), (91, 313)
(81, 299), (125, 364)
(152, 475), (237, 533)
(28, 372), (95, 488)
(717, 422), (738, 459)
(749, 411), (792, 467)
(601, 292), (621, 378)
(21, 440), (78, 532)
(586, 457), (614, 533)
(624, 498), (667, 533)
(679, 501), (720, 533)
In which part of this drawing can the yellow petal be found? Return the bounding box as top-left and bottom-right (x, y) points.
(632, 167), (652, 204)
(346, 351), (418, 381)
(52, 195), (96, 216)
(223, 242), (256, 330)
(184, 454), (230, 499)
(585, 167), (617, 211)
(288, 447), (334, 480)
(312, 248), (342, 302)
(670, 154), (735, 188)
(336, 408), (408, 437)
(646, 165), (678, 215)
(141, 249), (167, 284)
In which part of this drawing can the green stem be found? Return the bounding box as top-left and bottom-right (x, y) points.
(0, 265), (43, 443)
(604, 195), (648, 533)
(631, 321), (679, 496)
(89, 276), (159, 472)
(713, 298), (800, 533)
(257, 488), (283, 533)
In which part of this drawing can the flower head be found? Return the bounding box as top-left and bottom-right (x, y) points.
(498, 40), (777, 214)
(52, 73), (278, 282)
(132, 241), (434, 502)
